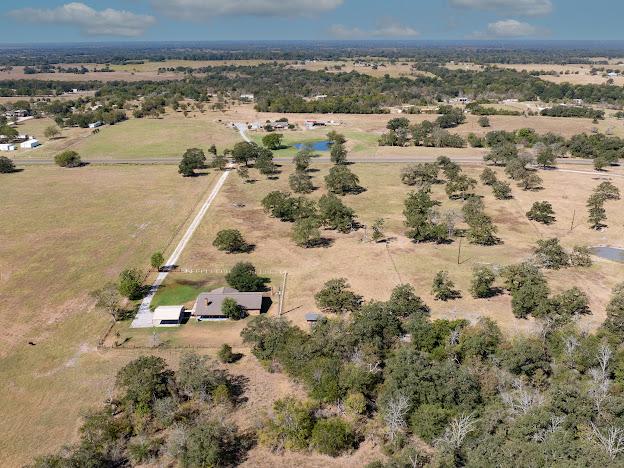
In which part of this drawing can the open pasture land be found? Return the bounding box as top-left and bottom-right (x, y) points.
(11, 110), (243, 160)
(171, 162), (624, 337)
(0, 165), (219, 463)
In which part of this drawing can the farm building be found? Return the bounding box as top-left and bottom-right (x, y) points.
(20, 139), (40, 149)
(152, 305), (184, 327)
(0, 144), (16, 151)
(192, 287), (263, 320)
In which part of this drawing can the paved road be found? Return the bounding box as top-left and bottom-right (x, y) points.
(11, 156), (599, 166)
(131, 167), (232, 328)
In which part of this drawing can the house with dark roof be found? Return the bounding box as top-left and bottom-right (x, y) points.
(192, 287), (263, 320)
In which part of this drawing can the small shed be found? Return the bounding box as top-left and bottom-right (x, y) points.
(153, 305), (184, 327)
(20, 139), (40, 149)
(0, 143), (16, 151)
(305, 313), (323, 326)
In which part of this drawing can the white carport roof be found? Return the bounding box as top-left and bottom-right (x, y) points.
(153, 305), (184, 321)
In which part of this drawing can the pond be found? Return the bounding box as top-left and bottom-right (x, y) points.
(590, 246), (624, 263)
(294, 140), (331, 152)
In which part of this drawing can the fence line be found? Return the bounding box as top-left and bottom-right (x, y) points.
(178, 268), (288, 275)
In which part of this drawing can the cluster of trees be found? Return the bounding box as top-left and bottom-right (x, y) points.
(31, 354), (249, 467)
(484, 142), (543, 191)
(466, 102), (522, 116)
(379, 116), (466, 148)
(480, 167), (513, 200)
(400, 157), (498, 246)
(261, 190), (356, 247)
(540, 105), (605, 120)
(586, 181), (621, 229)
(239, 273), (624, 465)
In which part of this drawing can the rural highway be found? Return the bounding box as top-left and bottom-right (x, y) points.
(11, 156), (600, 166)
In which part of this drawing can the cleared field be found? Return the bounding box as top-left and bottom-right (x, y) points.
(171, 162), (624, 337)
(0, 165), (218, 463)
(75, 113), (241, 160)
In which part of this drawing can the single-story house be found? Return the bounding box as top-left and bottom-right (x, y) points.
(271, 121), (289, 130)
(0, 143), (16, 151)
(240, 94), (255, 101)
(88, 121), (102, 129)
(4, 109), (29, 119)
(193, 287), (263, 320)
(20, 139), (40, 149)
(152, 305), (184, 327)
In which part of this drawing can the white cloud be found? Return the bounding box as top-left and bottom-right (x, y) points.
(330, 19), (419, 39)
(450, 0), (553, 16)
(482, 19), (541, 37)
(151, 0), (343, 20)
(8, 2), (155, 37)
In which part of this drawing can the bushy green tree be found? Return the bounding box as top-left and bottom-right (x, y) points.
(289, 170), (314, 194)
(432, 271), (460, 301)
(315, 278), (362, 314)
(387, 284), (429, 319)
(403, 188), (447, 243)
(179, 148), (206, 176)
(181, 420), (239, 468)
(470, 266), (496, 298)
(605, 283), (624, 337)
(501, 263), (550, 318)
(150, 251), (165, 270)
(0, 156), (16, 173)
(480, 167), (497, 186)
(217, 344), (235, 363)
(318, 194), (355, 233)
(492, 180), (513, 199)
(118, 268), (143, 299)
(213, 229), (249, 253)
(330, 142), (348, 164)
(116, 356), (173, 409)
(534, 238), (569, 269)
(325, 165), (361, 195)
(225, 262), (268, 291)
(401, 163), (439, 187)
(262, 133), (283, 150)
(292, 216), (322, 247)
(221, 297), (246, 320)
(527, 201), (556, 224)
(54, 150), (82, 168)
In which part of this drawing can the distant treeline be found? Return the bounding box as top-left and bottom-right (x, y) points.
(3, 64), (624, 114)
(1, 41), (624, 66)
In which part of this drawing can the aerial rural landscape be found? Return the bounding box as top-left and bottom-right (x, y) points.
(3, 1), (624, 467)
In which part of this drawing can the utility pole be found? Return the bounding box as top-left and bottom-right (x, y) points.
(278, 272), (288, 316)
(457, 238), (463, 265)
(570, 209), (576, 232)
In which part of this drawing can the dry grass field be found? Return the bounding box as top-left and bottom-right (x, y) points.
(10, 110), (243, 160)
(0, 165), (219, 463)
(169, 163), (624, 337)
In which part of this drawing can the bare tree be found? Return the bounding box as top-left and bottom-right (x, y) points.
(589, 368), (611, 417)
(434, 413), (476, 450)
(563, 335), (580, 359)
(383, 393), (410, 441)
(590, 422), (624, 460)
(532, 415), (566, 442)
(501, 380), (544, 415)
(91, 283), (122, 322)
(597, 344), (613, 380)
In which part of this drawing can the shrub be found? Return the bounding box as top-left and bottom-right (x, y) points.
(217, 344), (235, 363)
(570, 246), (593, 267)
(310, 418), (355, 457)
(54, 150), (82, 168)
(534, 238), (569, 269)
(344, 392), (367, 415)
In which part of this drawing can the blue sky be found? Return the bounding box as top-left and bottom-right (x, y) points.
(2, 0), (622, 42)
